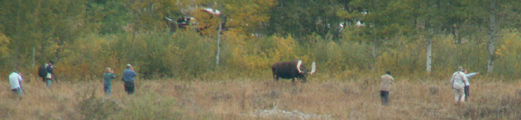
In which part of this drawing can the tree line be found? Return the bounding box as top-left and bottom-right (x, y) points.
(1, 0), (520, 81)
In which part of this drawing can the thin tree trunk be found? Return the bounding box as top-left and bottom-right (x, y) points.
(487, 0), (496, 75)
(32, 47), (35, 68)
(426, 37), (432, 73)
(372, 26), (378, 71)
(216, 20), (222, 67)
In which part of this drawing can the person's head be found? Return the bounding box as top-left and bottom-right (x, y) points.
(106, 67), (112, 73)
(49, 61), (54, 65)
(127, 64), (132, 69)
(386, 71), (391, 75)
(458, 66), (463, 71)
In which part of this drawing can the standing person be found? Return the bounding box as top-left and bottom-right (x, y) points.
(451, 66), (468, 104)
(9, 71), (24, 96)
(463, 70), (479, 101)
(45, 61), (57, 87)
(103, 67), (116, 96)
(122, 64), (137, 95)
(380, 71), (394, 106)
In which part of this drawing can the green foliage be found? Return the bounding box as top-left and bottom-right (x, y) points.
(170, 30), (216, 78)
(267, 0), (344, 39)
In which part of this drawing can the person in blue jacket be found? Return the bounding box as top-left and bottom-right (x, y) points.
(122, 64), (137, 95)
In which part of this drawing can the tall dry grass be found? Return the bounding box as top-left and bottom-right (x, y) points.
(1, 76), (520, 120)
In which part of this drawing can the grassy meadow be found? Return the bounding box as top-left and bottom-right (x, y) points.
(2, 74), (520, 120)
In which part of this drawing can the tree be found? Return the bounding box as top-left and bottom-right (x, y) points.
(349, 0), (404, 71)
(267, 0), (344, 39)
(487, 0), (496, 74)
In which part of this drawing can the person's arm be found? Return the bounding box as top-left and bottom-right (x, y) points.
(46, 66), (55, 74)
(47, 66), (58, 81)
(19, 74), (23, 82)
(466, 72), (478, 78)
(19, 73), (23, 81)
(131, 71), (137, 77)
(111, 73), (116, 79)
(460, 72), (467, 83)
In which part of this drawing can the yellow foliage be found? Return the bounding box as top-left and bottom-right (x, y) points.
(497, 29), (521, 57)
(0, 33), (10, 55)
(225, 33), (298, 70)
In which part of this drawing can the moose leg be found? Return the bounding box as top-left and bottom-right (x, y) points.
(292, 78), (295, 83)
(274, 75), (279, 82)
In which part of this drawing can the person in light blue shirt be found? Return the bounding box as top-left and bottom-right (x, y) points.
(103, 67), (115, 95)
(464, 70), (478, 101)
(122, 64), (137, 95)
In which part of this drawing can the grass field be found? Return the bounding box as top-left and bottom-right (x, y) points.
(1, 76), (520, 120)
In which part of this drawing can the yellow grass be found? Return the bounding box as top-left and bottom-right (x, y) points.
(1, 77), (520, 120)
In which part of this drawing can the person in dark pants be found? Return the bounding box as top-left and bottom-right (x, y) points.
(380, 71), (394, 106)
(122, 64), (137, 95)
(463, 70), (478, 101)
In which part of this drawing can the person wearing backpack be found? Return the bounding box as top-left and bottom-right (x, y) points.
(450, 66), (468, 104)
(41, 61), (57, 87)
(38, 64), (48, 82)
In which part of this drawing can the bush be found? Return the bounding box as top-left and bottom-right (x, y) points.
(76, 89), (122, 120)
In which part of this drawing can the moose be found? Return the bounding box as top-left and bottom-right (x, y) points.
(271, 59), (316, 83)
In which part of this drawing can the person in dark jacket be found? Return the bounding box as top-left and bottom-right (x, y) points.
(45, 61), (57, 87)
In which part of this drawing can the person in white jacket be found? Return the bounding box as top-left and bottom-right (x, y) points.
(464, 70), (478, 101)
(450, 66), (467, 104)
(9, 71), (24, 96)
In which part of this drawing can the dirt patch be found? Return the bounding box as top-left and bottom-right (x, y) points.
(251, 107), (332, 120)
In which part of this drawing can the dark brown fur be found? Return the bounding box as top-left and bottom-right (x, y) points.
(271, 59), (309, 83)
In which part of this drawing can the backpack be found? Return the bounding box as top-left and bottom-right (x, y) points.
(38, 65), (47, 78)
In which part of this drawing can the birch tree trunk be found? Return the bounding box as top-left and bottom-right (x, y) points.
(216, 20), (222, 67)
(426, 37), (432, 73)
(487, 0), (496, 75)
(372, 26), (378, 71)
